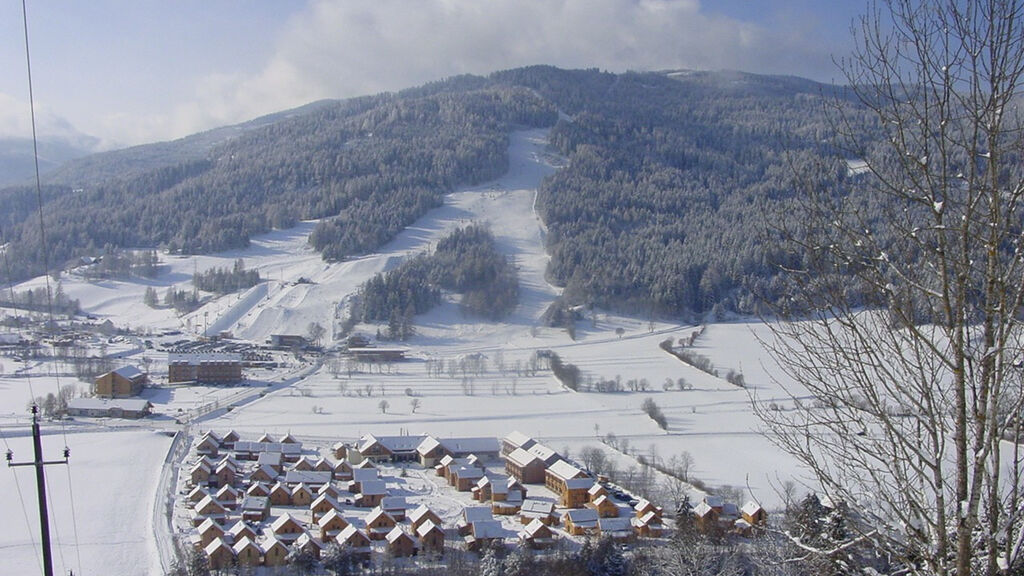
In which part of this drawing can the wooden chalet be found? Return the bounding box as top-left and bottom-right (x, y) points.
(564, 508), (599, 536)
(519, 518), (556, 549)
(416, 520), (445, 554)
(204, 537), (233, 571)
(227, 520), (258, 544)
(262, 537), (289, 567)
(318, 509), (349, 542)
(365, 507), (398, 540)
(599, 517), (634, 541)
(195, 518), (224, 548)
(519, 498), (556, 525)
(233, 536), (262, 567)
(269, 513), (305, 543)
(587, 494), (620, 518)
(741, 501), (767, 527)
(386, 526), (419, 557)
(291, 483), (314, 506)
(94, 365), (147, 398)
(409, 504), (442, 531)
(336, 525), (372, 562)
(269, 482), (291, 506)
(355, 480), (387, 508)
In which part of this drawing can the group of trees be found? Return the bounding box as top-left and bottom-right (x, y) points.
(192, 259), (261, 294)
(354, 224), (519, 339)
(0, 282), (79, 317)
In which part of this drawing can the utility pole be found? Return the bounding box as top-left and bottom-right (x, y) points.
(7, 404), (69, 576)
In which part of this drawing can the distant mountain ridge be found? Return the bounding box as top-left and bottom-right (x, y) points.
(0, 66), (868, 317)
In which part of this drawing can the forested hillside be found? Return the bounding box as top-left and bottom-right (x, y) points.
(0, 84), (557, 280)
(0, 66), (878, 317)
(495, 67), (873, 316)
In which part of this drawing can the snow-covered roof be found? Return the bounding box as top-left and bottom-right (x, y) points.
(599, 517), (632, 533)
(566, 508), (599, 526)
(416, 519), (441, 537)
(463, 506), (493, 523)
(385, 526), (414, 544)
(741, 501), (764, 516)
(409, 504), (437, 524)
(506, 447), (541, 468)
(546, 459), (584, 482)
(232, 536), (259, 555)
(338, 524), (369, 546)
(358, 480), (387, 496)
(112, 365), (144, 380)
(68, 397), (152, 411)
(284, 470), (332, 486)
(503, 430), (535, 450)
(565, 477), (594, 490)
(358, 433), (427, 454)
(366, 507), (395, 526)
(352, 468), (379, 482)
(270, 513), (303, 532)
(471, 520), (505, 539)
(527, 443), (559, 463)
(382, 496), (407, 510)
(521, 499), (554, 516)
(521, 518), (552, 538)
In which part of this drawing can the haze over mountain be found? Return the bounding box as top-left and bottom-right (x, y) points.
(0, 66), (870, 319)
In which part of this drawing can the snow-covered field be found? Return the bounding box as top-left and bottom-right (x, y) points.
(0, 129), (808, 575)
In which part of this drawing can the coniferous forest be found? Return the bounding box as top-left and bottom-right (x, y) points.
(0, 66), (882, 318)
(355, 224), (518, 339)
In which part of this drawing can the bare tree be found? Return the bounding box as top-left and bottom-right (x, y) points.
(410, 398), (420, 413)
(761, 2), (1024, 575)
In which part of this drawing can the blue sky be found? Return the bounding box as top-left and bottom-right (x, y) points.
(0, 0), (864, 148)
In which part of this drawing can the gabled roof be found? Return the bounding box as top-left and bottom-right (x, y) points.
(197, 518), (223, 535)
(270, 513), (304, 532)
(503, 431), (536, 450)
(451, 465), (485, 480)
(463, 506), (493, 523)
(382, 496), (407, 510)
(358, 480), (387, 496)
(318, 509), (348, 528)
(285, 470), (333, 486)
(358, 434), (427, 454)
(547, 460), (585, 482)
(366, 507), (396, 526)
(565, 477), (595, 490)
(416, 519), (443, 537)
(741, 501), (765, 516)
(437, 437), (500, 454)
(112, 365), (144, 380)
(598, 517), (632, 533)
(261, 535), (288, 554)
(566, 508), (600, 525)
(338, 524), (370, 546)
(227, 520), (256, 538)
(351, 468), (379, 482)
(521, 499), (554, 516)
(693, 501), (716, 518)
(471, 520), (505, 539)
(506, 447), (542, 468)
(527, 443), (560, 464)
(385, 526), (416, 545)
(521, 518), (552, 538)
(409, 504), (438, 524)
(232, 536), (260, 555)
(204, 537), (231, 557)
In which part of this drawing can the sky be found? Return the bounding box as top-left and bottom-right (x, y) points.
(0, 0), (865, 149)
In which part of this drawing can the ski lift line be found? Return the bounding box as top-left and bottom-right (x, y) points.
(19, 2), (81, 573)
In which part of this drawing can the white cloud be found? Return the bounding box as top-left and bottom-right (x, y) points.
(92, 0), (841, 146)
